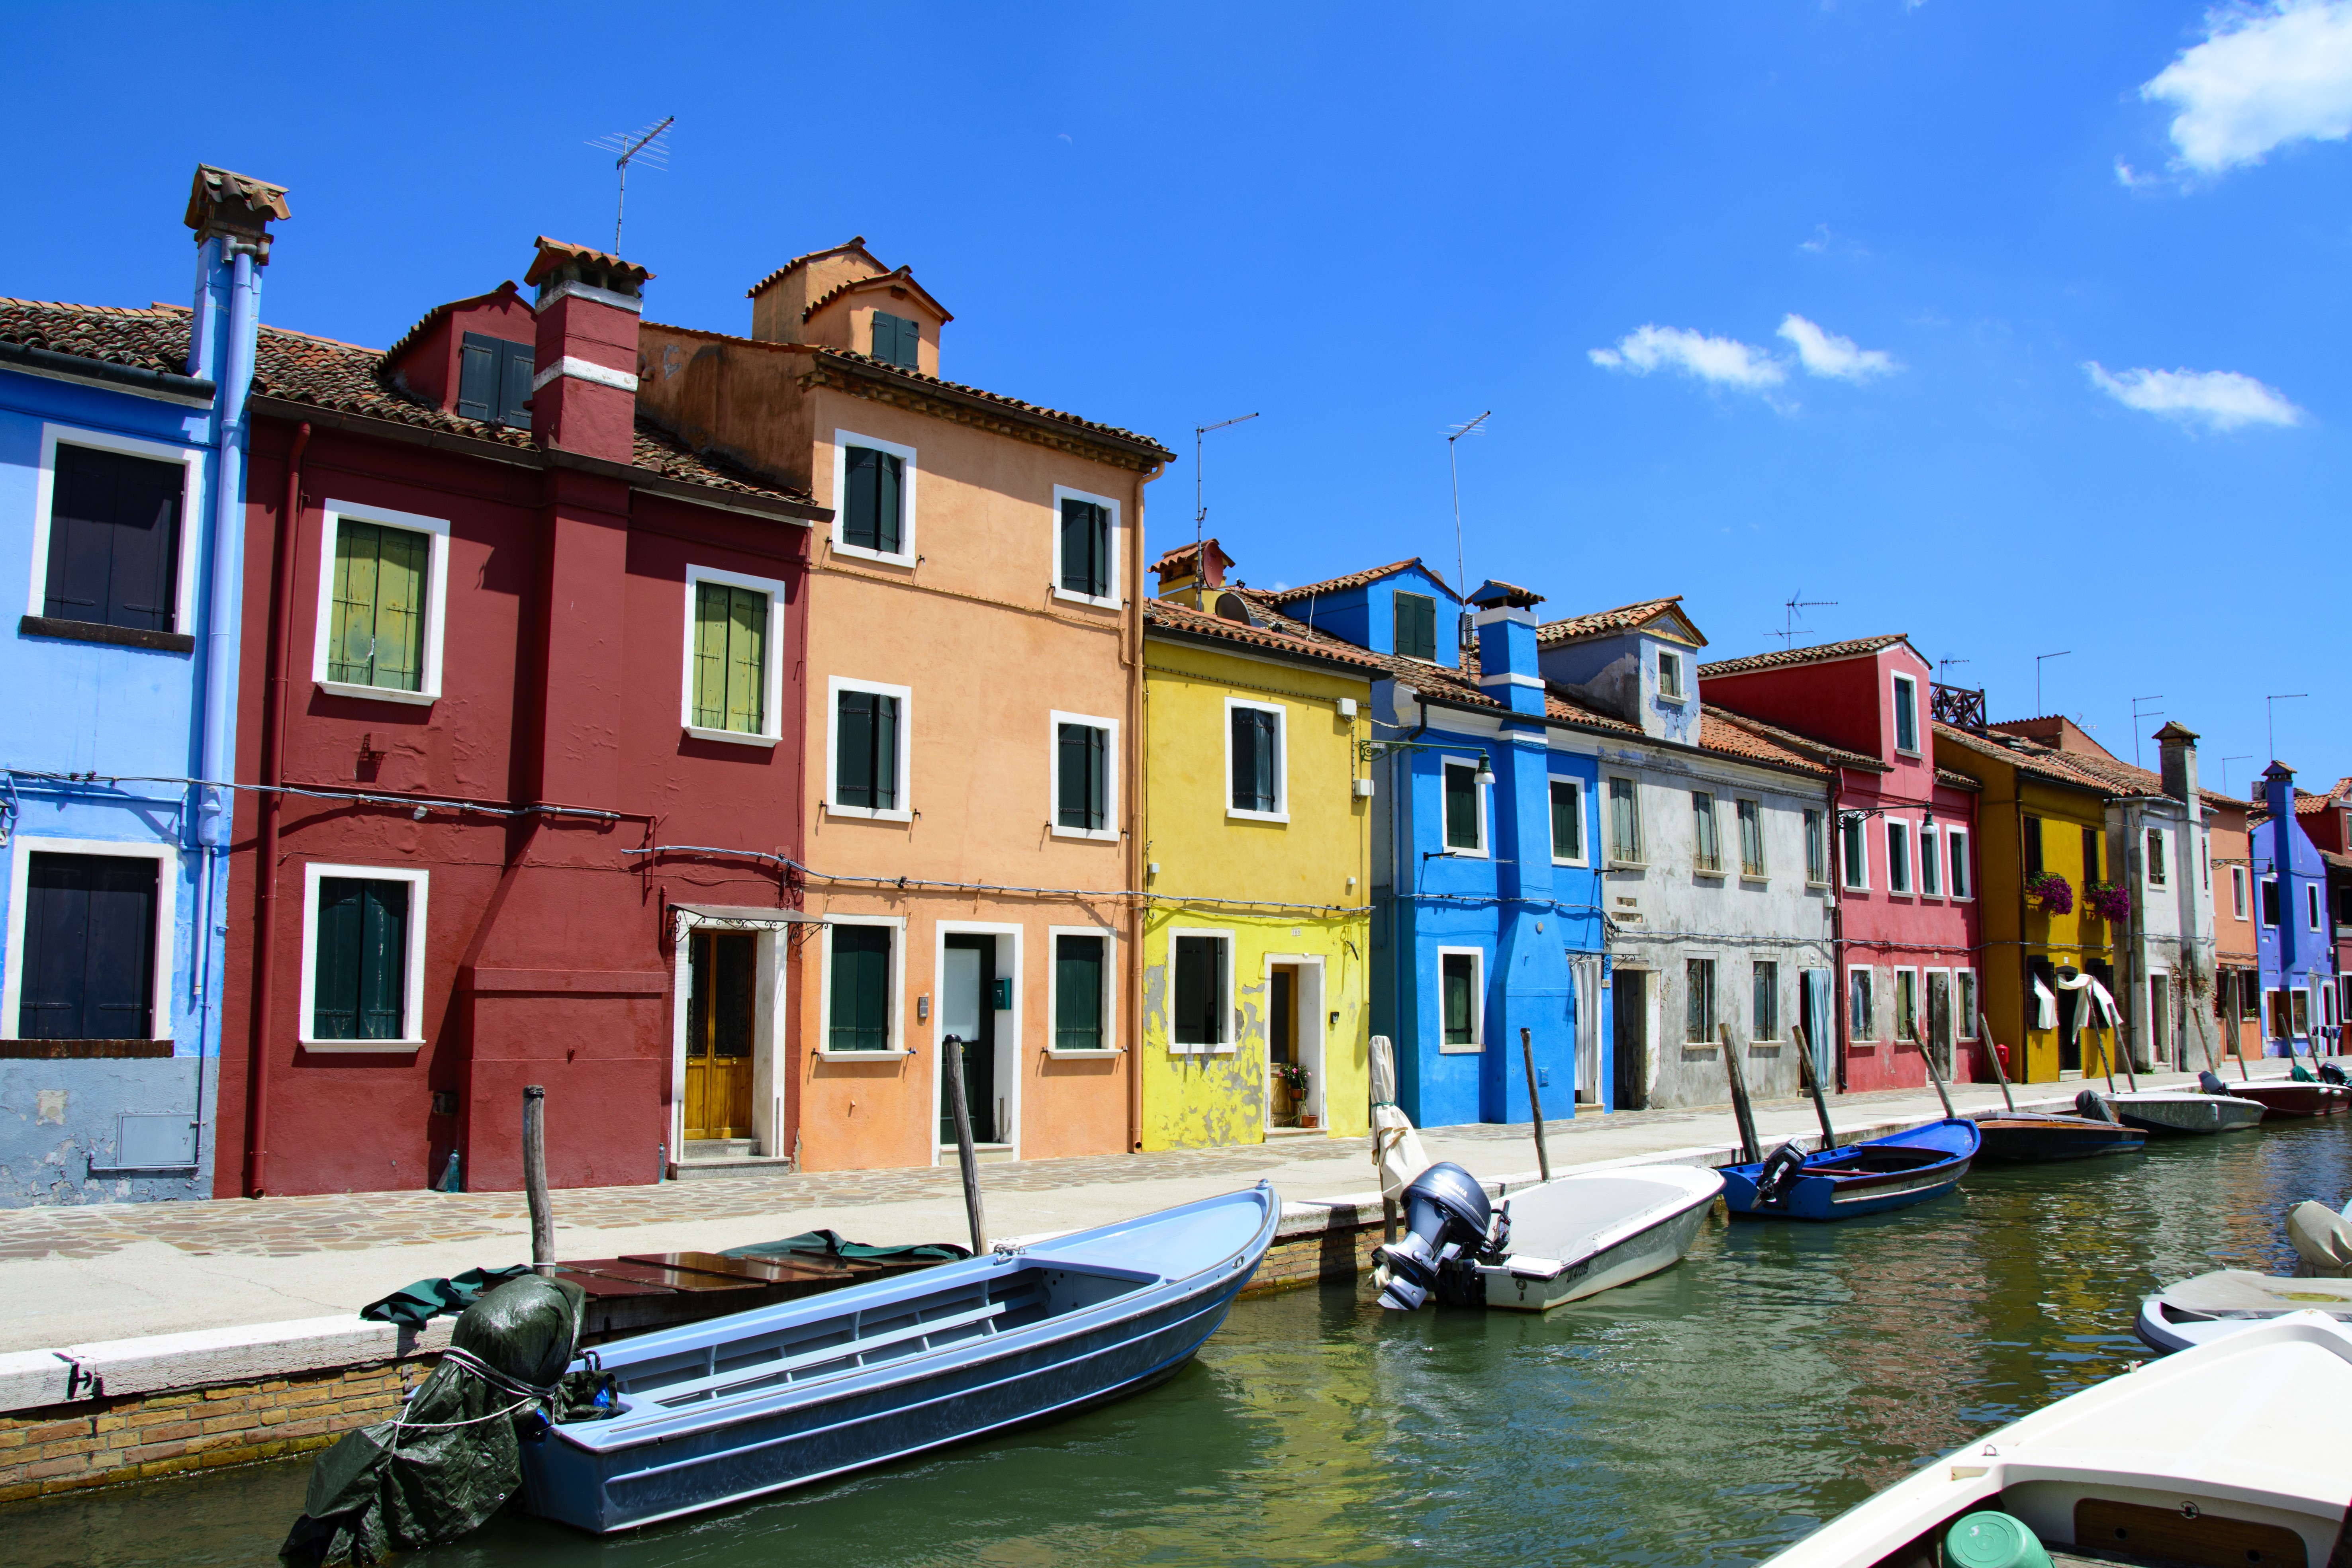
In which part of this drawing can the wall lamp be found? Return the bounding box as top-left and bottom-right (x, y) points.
(1359, 738), (1496, 786)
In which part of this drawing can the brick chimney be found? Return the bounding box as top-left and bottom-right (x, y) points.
(1151, 539), (1233, 606)
(1469, 579), (1547, 717)
(524, 237), (651, 464)
(2155, 720), (2200, 805)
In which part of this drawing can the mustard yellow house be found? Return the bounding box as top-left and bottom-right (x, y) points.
(1138, 542), (1378, 1148)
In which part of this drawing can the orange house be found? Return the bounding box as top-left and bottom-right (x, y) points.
(635, 241), (1171, 1171)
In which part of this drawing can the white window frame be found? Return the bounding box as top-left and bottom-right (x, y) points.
(23, 423), (207, 637)
(817, 912), (909, 1059)
(2231, 865), (2249, 920)
(1167, 926), (1237, 1056)
(2145, 828), (2168, 887)
(2310, 882), (2324, 934)
(1734, 797), (1766, 880)
(309, 498), (452, 707)
(1804, 808), (1828, 887)
(1046, 923), (1120, 1056)
(1751, 957), (1781, 1042)
(1683, 953), (1719, 1045)
(1919, 823), (1942, 898)
(680, 562), (789, 748)
(1548, 775), (1589, 867)
(1848, 964), (1878, 1042)
(826, 675), (914, 822)
(1657, 649), (1684, 701)
(1049, 484), (1122, 610)
(1438, 754), (1490, 857)
(1956, 970), (1978, 1038)
(829, 429), (918, 568)
(1886, 818), (1913, 896)
(2, 836), (179, 1043)
(297, 860), (429, 1053)
(1435, 945), (1486, 1054)
(1841, 814), (1870, 891)
(1947, 826), (1972, 901)
(1047, 710), (1120, 842)
(1607, 776), (1644, 867)
(2262, 875), (2279, 926)
(1891, 673), (1921, 755)
(1224, 697), (1290, 824)
(1691, 791), (1724, 876)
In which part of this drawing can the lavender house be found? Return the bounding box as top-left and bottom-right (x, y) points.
(2254, 762), (2340, 1056)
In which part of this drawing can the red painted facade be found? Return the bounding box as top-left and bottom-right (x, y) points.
(215, 239), (826, 1196)
(1703, 640), (1986, 1092)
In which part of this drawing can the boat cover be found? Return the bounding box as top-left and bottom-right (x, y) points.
(2288, 1202), (2352, 1278)
(1370, 1034), (1430, 1200)
(2163, 1268), (2352, 1316)
(1498, 1168), (1721, 1275)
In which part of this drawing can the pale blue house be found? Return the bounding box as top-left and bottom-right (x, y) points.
(0, 166), (287, 1203)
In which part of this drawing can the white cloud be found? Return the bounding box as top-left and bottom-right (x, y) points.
(1777, 314), (1898, 381)
(2142, 1), (2352, 174)
(1588, 325), (1785, 390)
(2084, 362), (2306, 431)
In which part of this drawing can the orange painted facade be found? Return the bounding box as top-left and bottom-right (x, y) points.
(635, 244), (1169, 1170)
(2209, 797), (2262, 1063)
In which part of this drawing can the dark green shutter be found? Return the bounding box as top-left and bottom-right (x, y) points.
(1443, 954), (1474, 1045)
(1056, 935), (1104, 1051)
(1551, 780), (1581, 860)
(45, 444), (184, 633)
(837, 692), (873, 808)
(1058, 722), (1105, 830)
(356, 881), (409, 1039)
(1231, 709), (1277, 812)
(497, 340), (535, 427)
(874, 451), (902, 554)
(829, 925), (893, 1050)
(1061, 500), (1108, 597)
(314, 877), (407, 1041)
(872, 694), (899, 810)
(1174, 936), (1223, 1045)
(456, 333), (498, 422)
(845, 446), (905, 555)
(313, 879), (362, 1039)
(1395, 592), (1437, 661)
(1445, 764), (1479, 849)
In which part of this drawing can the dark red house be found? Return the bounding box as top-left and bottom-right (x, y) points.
(217, 237), (827, 1196)
(1701, 636), (1986, 1092)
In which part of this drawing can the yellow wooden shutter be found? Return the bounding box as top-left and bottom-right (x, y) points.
(692, 582), (729, 728)
(373, 527), (426, 692)
(725, 586), (765, 733)
(328, 521), (379, 685)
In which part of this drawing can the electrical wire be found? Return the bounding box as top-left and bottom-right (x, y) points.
(2, 766), (628, 822)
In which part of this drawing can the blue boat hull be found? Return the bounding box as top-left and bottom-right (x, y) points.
(1719, 1118), (1980, 1222)
(519, 1185), (1278, 1533)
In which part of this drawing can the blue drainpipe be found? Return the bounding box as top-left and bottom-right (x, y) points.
(196, 240), (258, 848)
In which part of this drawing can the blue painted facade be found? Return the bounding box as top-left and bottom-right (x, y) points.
(0, 168), (284, 1203)
(2254, 763), (2338, 1057)
(1305, 566), (1608, 1128)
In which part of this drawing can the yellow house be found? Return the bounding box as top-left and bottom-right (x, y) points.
(1935, 718), (2121, 1082)
(1139, 542), (1378, 1148)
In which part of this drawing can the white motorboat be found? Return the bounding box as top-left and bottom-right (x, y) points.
(2137, 1270), (2352, 1353)
(1752, 1313), (2352, 1568)
(2102, 1090), (2265, 1135)
(1460, 1165), (1723, 1311)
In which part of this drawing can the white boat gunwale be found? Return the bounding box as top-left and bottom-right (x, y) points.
(1493, 1166), (1721, 1283)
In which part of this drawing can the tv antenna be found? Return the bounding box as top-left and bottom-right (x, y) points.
(2265, 693), (2307, 761)
(588, 117), (674, 253)
(1192, 413), (1259, 603)
(2130, 694), (2164, 769)
(1445, 412), (1491, 605)
(1776, 590), (1836, 648)
(2035, 650), (2071, 715)
(2220, 754), (2253, 796)
(1936, 656), (1970, 683)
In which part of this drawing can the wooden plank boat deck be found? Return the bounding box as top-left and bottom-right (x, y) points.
(552, 1250), (953, 1344)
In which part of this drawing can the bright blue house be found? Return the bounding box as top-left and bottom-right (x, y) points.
(1252, 562), (1607, 1127)
(2255, 761), (2338, 1057)
(0, 166), (287, 1203)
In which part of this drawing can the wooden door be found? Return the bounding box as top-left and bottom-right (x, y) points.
(685, 931), (756, 1140)
(1612, 969), (1648, 1111)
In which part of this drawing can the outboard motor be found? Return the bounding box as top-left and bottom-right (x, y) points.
(2320, 1063), (2347, 1086)
(1751, 1142), (1810, 1208)
(2075, 1088), (2114, 1123)
(2198, 1070), (2230, 1096)
(1372, 1162), (1502, 1310)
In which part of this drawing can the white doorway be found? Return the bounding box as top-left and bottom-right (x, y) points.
(1262, 954), (1326, 1133)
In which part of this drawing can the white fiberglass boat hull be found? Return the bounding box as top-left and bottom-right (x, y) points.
(1753, 1313), (2352, 1568)
(2105, 1090), (2265, 1135)
(1469, 1166), (1724, 1312)
(2137, 1270), (2352, 1353)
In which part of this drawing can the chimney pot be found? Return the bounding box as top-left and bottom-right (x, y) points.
(524, 237), (651, 464)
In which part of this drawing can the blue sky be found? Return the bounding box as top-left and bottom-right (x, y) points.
(11, 2), (2348, 793)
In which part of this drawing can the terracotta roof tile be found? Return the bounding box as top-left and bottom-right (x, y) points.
(0, 297), (190, 374)
(1143, 597), (1384, 672)
(1697, 708), (1831, 775)
(1933, 720), (2121, 796)
(1698, 633), (1912, 678)
(802, 266), (953, 324)
(525, 236), (651, 288)
(1700, 706), (1883, 773)
(745, 237), (875, 299)
(1535, 595), (1686, 646)
(1257, 559), (1445, 605)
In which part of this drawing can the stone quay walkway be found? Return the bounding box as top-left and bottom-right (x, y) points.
(0, 1063), (2298, 1353)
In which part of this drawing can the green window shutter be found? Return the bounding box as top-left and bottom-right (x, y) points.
(692, 582), (729, 727)
(356, 881), (409, 1039)
(837, 692), (875, 808)
(725, 585), (765, 733)
(498, 339), (536, 427)
(1445, 764), (1479, 850)
(1442, 954), (1473, 1045)
(844, 448), (879, 550)
(1056, 935), (1103, 1051)
(829, 925), (893, 1050)
(313, 878), (362, 1039)
(1395, 593), (1436, 661)
(871, 311), (919, 368)
(329, 521), (427, 691)
(1058, 723), (1105, 830)
(456, 333), (498, 422)
(1551, 781), (1581, 861)
(874, 451), (902, 554)
(328, 521), (379, 685)
(1061, 501), (1108, 598)
(1231, 709), (1278, 813)
(873, 694), (899, 810)
(1173, 936), (1222, 1045)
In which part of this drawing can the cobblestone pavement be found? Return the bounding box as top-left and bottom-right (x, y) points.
(0, 1138), (1373, 1263)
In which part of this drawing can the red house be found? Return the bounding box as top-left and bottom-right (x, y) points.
(216, 238), (828, 1196)
(1701, 636), (1986, 1091)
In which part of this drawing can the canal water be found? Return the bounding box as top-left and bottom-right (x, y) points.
(14, 1118), (2348, 1568)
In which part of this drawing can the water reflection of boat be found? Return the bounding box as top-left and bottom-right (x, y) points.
(1719, 1120), (1979, 1222)
(2136, 1271), (2352, 1353)
(1459, 1167), (1725, 1312)
(519, 1184), (1277, 1533)
(1753, 1313), (2352, 1568)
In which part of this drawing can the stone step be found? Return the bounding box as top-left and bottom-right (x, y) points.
(1264, 1125), (1326, 1141)
(938, 1143), (1019, 1165)
(667, 1153), (797, 1181)
(680, 1139), (756, 1161)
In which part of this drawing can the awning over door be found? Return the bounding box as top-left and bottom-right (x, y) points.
(672, 904), (828, 936)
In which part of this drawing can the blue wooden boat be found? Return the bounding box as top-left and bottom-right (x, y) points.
(1718, 1118), (1979, 1221)
(518, 1183), (1278, 1533)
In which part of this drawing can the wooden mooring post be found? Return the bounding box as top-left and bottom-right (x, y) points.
(523, 1085), (554, 1275)
(1520, 1028), (1551, 1184)
(1717, 1024), (1762, 1165)
(1791, 1025), (1837, 1148)
(1915, 1028), (1957, 1119)
(944, 1036), (989, 1255)
(1978, 1010), (2018, 1114)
